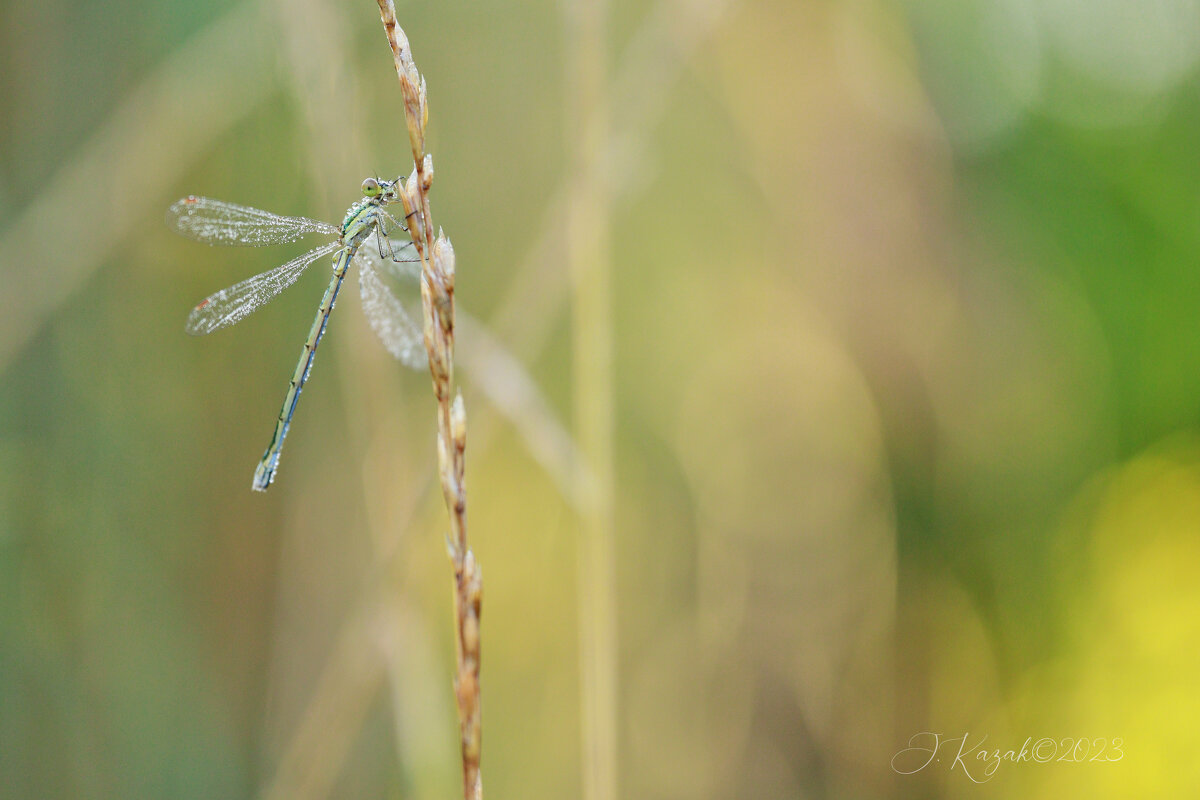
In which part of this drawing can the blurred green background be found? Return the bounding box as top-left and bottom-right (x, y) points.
(3, 0), (1200, 797)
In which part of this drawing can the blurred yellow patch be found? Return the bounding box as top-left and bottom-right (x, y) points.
(1024, 438), (1200, 796)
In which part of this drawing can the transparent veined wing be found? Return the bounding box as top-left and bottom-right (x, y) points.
(356, 234), (427, 369)
(186, 240), (344, 335)
(355, 230), (422, 282)
(167, 196), (340, 246)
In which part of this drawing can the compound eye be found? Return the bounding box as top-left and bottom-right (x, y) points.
(361, 178), (381, 197)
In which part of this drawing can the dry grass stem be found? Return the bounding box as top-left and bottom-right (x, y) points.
(0, 2), (730, 797)
(258, 0), (733, 793)
(374, 4), (481, 800)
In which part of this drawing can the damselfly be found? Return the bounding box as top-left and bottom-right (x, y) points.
(168, 177), (427, 491)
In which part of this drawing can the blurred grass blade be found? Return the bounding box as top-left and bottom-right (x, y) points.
(457, 311), (590, 508)
(0, 0), (275, 373)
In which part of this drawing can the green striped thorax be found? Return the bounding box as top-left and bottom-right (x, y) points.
(340, 176), (406, 243)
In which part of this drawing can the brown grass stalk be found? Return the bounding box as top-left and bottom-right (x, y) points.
(372, 4), (482, 800)
(259, 1), (733, 795)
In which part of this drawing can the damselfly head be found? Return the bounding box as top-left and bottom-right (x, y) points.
(361, 177), (382, 198)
